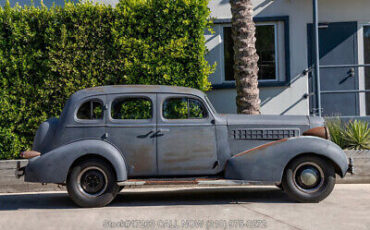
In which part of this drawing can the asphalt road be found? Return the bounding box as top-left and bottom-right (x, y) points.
(0, 184), (369, 230)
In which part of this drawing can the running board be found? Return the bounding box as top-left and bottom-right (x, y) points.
(117, 178), (276, 186)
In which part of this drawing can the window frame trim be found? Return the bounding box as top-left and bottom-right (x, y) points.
(74, 98), (105, 123)
(212, 16), (291, 88)
(109, 95), (154, 123)
(358, 23), (370, 116)
(161, 95), (210, 122)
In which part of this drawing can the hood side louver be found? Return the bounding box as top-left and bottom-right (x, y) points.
(231, 128), (300, 140)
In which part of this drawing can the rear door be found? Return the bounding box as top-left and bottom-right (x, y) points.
(156, 94), (218, 176)
(106, 94), (157, 177)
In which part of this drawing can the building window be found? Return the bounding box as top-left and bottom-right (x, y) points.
(223, 24), (278, 81)
(364, 26), (370, 115)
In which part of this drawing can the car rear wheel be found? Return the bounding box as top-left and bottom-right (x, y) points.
(282, 155), (336, 203)
(67, 159), (119, 207)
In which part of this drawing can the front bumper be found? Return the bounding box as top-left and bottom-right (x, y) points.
(347, 157), (355, 174)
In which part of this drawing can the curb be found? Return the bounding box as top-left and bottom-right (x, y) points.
(337, 150), (370, 184)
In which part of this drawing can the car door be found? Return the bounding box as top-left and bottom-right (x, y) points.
(156, 94), (218, 176)
(106, 93), (157, 177)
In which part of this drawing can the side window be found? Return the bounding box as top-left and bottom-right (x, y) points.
(163, 97), (207, 119)
(111, 97), (152, 120)
(163, 98), (188, 119)
(189, 99), (207, 118)
(77, 100), (103, 120)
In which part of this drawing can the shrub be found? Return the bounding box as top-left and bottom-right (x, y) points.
(0, 0), (213, 159)
(326, 119), (346, 149)
(0, 127), (23, 160)
(326, 119), (370, 150)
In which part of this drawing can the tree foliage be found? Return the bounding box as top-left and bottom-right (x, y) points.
(0, 0), (213, 159)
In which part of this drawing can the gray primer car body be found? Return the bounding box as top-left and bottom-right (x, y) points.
(24, 85), (349, 184)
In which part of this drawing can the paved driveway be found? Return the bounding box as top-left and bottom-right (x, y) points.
(0, 184), (369, 230)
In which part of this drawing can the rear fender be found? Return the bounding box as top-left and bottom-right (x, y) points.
(224, 136), (348, 183)
(25, 140), (127, 183)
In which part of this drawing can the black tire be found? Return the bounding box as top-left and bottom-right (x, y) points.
(67, 159), (119, 208)
(282, 155), (336, 203)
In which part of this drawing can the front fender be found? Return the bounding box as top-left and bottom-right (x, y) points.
(224, 136), (348, 182)
(25, 140), (128, 183)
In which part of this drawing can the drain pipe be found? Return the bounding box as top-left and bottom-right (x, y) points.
(313, 0), (322, 117)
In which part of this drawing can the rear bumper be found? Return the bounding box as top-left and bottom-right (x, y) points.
(22, 153), (67, 184)
(23, 156), (44, 183)
(15, 150), (43, 182)
(15, 161), (26, 178)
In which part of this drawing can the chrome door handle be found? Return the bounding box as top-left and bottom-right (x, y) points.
(137, 130), (154, 139)
(150, 129), (170, 138)
(101, 133), (109, 140)
(158, 128), (170, 132)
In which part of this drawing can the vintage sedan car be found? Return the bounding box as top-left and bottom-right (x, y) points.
(17, 85), (350, 207)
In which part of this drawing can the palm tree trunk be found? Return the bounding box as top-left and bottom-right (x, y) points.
(231, 0), (261, 114)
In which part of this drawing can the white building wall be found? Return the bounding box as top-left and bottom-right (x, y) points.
(206, 0), (370, 114)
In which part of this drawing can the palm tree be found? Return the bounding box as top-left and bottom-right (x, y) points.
(231, 0), (261, 114)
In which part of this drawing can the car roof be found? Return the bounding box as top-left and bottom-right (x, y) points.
(70, 85), (206, 101)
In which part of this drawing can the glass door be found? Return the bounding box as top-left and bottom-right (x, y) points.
(363, 26), (370, 115)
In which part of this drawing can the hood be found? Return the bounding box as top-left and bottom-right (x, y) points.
(223, 114), (325, 130)
(225, 114), (310, 126)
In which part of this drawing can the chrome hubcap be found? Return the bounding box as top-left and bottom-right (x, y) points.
(300, 168), (319, 186)
(293, 162), (324, 193)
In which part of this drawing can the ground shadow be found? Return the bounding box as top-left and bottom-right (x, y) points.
(0, 186), (294, 210)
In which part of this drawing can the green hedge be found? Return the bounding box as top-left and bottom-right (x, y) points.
(0, 0), (213, 159)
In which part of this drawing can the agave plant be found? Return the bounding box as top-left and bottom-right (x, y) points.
(326, 119), (346, 149)
(343, 120), (370, 150)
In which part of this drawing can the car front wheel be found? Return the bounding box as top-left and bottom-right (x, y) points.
(282, 155), (336, 203)
(67, 159), (119, 207)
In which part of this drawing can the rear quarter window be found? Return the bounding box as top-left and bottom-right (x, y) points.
(77, 100), (103, 120)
